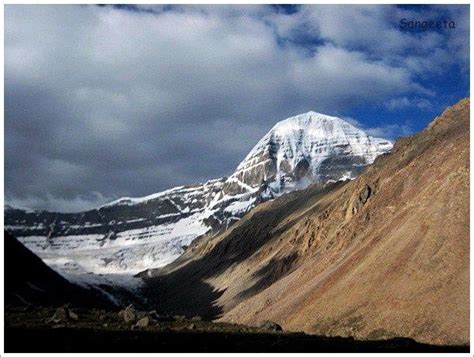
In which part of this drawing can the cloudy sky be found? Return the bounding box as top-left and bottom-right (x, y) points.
(5, 4), (469, 212)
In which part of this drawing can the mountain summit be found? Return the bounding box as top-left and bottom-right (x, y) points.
(225, 112), (392, 195)
(6, 111), (392, 277)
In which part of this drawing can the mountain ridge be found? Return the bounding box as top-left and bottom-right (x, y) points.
(5, 111), (392, 279)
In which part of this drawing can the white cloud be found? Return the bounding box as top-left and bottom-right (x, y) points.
(364, 122), (414, 140)
(6, 192), (113, 213)
(386, 97), (433, 111)
(4, 5), (468, 210)
(342, 115), (414, 141)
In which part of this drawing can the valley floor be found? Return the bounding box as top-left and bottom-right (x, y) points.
(5, 306), (468, 353)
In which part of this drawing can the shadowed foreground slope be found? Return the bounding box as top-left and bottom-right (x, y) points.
(144, 99), (469, 346)
(5, 326), (467, 353)
(4, 231), (110, 308)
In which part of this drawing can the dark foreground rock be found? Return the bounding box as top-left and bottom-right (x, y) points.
(5, 326), (468, 353)
(4, 306), (468, 353)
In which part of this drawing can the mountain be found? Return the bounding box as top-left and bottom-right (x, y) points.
(141, 99), (469, 346)
(5, 111), (392, 278)
(224, 112), (392, 195)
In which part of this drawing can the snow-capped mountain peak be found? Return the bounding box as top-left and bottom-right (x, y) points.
(225, 111), (392, 195)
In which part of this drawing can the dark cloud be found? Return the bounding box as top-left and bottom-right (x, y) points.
(5, 5), (469, 212)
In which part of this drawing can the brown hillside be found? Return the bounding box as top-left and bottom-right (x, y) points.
(143, 98), (469, 346)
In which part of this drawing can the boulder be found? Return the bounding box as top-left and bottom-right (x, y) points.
(149, 311), (173, 322)
(135, 316), (150, 328)
(68, 310), (79, 321)
(258, 320), (283, 332)
(49, 307), (68, 323)
(119, 305), (137, 323)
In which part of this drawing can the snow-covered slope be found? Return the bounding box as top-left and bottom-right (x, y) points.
(6, 179), (229, 275)
(6, 111), (392, 279)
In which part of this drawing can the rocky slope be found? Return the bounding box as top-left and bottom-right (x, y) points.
(5, 112), (391, 277)
(142, 99), (469, 346)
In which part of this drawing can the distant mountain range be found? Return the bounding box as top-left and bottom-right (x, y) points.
(5, 111), (392, 278)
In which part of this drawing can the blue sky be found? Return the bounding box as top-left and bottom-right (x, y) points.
(5, 4), (470, 211)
